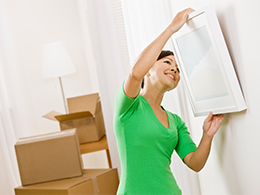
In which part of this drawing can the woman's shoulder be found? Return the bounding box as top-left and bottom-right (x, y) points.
(115, 81), (141, 101)
(114, 82), (143, 119)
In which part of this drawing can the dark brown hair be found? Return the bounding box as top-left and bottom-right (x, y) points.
(141, 50), (174, 88)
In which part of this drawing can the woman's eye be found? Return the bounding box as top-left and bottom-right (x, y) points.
(164, 61), (171, 64)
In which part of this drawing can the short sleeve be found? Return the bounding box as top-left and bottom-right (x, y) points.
(175, 116), (197, 160)
(114, 82), (139, 119)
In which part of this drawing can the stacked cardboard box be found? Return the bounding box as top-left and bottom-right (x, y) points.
(15, 129), (83, 186)
(15, 169), (119, 195)
(43, 93), (106, 144)
(14, 93), (119, 194)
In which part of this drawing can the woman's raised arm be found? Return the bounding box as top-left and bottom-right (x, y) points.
(124, 8), (194, 99)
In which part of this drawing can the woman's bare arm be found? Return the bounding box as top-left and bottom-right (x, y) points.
(184, 112), (225, 172)
(124, 8), (194, 99)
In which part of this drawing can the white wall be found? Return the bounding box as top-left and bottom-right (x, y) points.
(3, 0), (93, 136)
(2, 0), (108, 188)
(169, 1), (260, 194)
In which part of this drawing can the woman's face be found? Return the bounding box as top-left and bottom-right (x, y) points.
(149, 55), (180, 91)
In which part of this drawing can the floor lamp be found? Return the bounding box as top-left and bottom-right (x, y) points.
(42, 41), (76, 114)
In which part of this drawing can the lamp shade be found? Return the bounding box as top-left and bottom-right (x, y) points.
(42, 41), (76, 79)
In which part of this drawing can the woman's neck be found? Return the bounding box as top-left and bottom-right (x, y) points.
(140, 86), (165, 109)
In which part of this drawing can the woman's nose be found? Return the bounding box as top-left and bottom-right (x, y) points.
(171, 68), (177, 73)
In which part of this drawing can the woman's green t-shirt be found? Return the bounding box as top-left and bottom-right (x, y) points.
(113, 83), (197, 195)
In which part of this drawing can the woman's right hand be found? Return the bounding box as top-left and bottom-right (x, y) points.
(168, 8), (195, 33)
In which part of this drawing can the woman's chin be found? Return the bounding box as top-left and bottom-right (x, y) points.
(164, 83), (177, 91)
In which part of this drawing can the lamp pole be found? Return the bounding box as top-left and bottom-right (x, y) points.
(59, 77), (68, 114)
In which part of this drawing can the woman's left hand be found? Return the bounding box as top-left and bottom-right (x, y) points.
(203, 112), (225, 138)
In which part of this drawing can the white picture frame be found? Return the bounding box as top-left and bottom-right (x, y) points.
(171, 5), (247, 116)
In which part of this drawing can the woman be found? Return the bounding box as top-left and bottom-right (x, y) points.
(113, 8), (224, 195)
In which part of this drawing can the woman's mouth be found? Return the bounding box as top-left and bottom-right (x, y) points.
(165, 73), (174, 80)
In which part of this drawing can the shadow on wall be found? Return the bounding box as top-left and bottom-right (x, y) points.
(214, 5), (248, 194)
(217, 5), (247, 101)
(215, 111), (246, 194)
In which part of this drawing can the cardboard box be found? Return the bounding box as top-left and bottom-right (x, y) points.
(15, 129), (83, 186)
(81, 169), (119, 195)
(43, 93), (106, 144)
(15, 177), (94, 195)
(15, 169), (119, 195)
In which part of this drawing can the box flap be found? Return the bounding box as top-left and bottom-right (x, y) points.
(42, 110), (63, 121)
(55, 112), (93, 122)
(67, 93), (99, 115)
